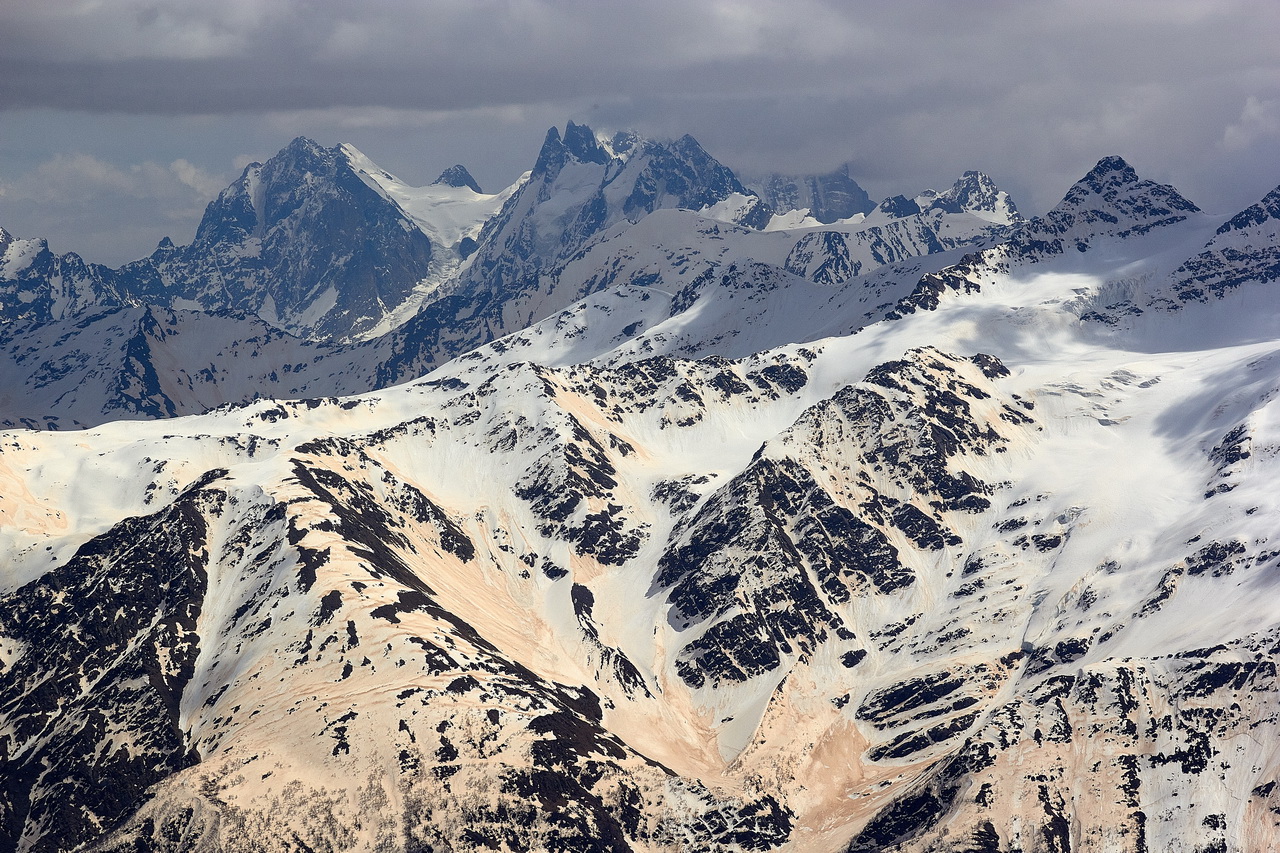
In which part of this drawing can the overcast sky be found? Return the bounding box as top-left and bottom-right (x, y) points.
(2, 0), (1279, 265)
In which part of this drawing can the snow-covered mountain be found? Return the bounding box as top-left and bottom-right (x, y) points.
(0, 306), (361, 429)
(113, 137), (522, 343)
(366, 123), (775, 372)
(0, 226), (122, 329)
(0, 125), (1024, 429)
(747, 164), (876, 225)
(0, 138), (516, 344)
(4, 137), (1280, 853)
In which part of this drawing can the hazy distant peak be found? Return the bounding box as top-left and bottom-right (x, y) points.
(432, 164), (482, 193)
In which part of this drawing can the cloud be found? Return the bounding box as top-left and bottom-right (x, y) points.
(3, 153), (223, 207)
(5, 0), (1252, 117)
(2, 1), (1280, 260)
(0, 151), (232, 264)
(168, 158), (226, 198)
(1224, 96), (1280, 152)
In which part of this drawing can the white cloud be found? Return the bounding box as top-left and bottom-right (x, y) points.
(3, 1), (1280, 259)
(6, 153), (222, 206)
(0, 151), (236, 264)
(167, 158), (224, 198)
(1224, 96), (1280, 152)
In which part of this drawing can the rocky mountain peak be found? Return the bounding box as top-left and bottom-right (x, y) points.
(1013, 155), (1202, 252)
(1081, 153), (1138, 185)
(532, 121), (615, 179)
(875, 194), (923, 218)
(563, 120), (610, 165)
(1057, 155), (1199, 219)
(1216, 183), (1280, 235)
(927, 170), (1022, 223)
(1164, 182), (1280, 305)
(531, 125), (565, 178)
(432, 164), (483, 193)
(113, 135), (437, 342)
(608, 129), (640, 156)
(1059, 155), (1141, 207)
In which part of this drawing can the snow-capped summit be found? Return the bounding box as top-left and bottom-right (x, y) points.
(860, 171), (1022, 231)
(0, 139), (522, 344)
(373, 122), (775, 379)
(122, 136), (441, 342)
(0, 228), (120, 329)
(1043, 154), (1200, 241)
(531, 120), (614, 177)
(921, 170), (1022, 225)
(870, 193), (923, 220)
(431, 164), (483, 193)
(1217, 183), (1280, 233)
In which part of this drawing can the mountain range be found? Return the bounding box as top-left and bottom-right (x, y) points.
(2, 124), (1280, 852)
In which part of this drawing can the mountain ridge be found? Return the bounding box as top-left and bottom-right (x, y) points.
(4, 133), (1280, 852)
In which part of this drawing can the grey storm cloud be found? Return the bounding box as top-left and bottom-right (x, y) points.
(3, 0), (1280, 264)
(0, 0), (862, 111)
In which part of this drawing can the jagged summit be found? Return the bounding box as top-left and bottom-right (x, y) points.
(997, 155), (1204, 254)
(607, 129), (641, 156)
(0, 138), (521, 344)
(926, 170), (1022, 224)
(873, 194), (922, 218)
(533, 120), (613, 176)
(1067, 154), (1142, 197)
(860, 171), (1021, 229)
(431, 164), (483, 193)
(562, 119), (611, 165)
(0, 228), (118, 328)
(284, 134), (326, 156)
(117, 135), (437, 341)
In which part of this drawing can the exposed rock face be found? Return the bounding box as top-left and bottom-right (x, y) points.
(1, 130), (1024, 429)
(0, 306), (350, 430)
(780, 170), (1020, 288)
(919, 170), (1022, 225)
(1021, 155), (1200, 255)
(886, 156), (1205, 319)
(0, 140), (503, 345)
(0, 227), (121, 329)
(114, 137), (437, 342)
(432, 164), (483, 193)
(360, 121), (779, 381)
(658, 349), (1032, 691)
(0, 476), (219, 852)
